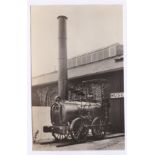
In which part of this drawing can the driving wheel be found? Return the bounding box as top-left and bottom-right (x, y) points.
(70, 117), (88, 142)
(92, 117), (106, 139)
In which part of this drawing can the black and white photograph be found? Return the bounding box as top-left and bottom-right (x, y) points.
(2, 0), (155, 155)
(31, 4), (125, 151)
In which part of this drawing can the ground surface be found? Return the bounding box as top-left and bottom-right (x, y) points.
(33, 133), (125, 151)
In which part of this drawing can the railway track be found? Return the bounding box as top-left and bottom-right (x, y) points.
(38, 133), (124, 148)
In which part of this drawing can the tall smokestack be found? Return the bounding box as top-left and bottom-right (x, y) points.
(57, 15), (68, 100)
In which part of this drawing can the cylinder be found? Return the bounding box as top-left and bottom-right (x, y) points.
(57, 15), (68, 100)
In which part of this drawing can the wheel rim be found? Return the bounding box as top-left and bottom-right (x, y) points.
(70, 118), (88, 142)
(92, 117), (106, 139)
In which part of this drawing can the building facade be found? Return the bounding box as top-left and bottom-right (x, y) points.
(32, 43), (124, 132)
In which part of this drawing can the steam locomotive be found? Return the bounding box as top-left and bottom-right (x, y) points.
(43, 79), (110, 142)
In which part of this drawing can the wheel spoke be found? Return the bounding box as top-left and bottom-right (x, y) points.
(75, 130), (80, 138)
(52, 131), (68, 141)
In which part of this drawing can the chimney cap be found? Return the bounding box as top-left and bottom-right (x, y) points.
(57, 15), (68, 20)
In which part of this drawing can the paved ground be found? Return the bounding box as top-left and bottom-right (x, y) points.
(33, 133), (125, 151)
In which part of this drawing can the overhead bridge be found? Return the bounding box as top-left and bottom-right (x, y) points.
(32, 43), (123, 86)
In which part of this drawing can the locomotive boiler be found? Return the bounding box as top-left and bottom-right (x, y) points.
(43, 15), (110, 142)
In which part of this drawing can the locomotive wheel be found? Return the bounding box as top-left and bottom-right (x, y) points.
(52, 132), (68, 141)
(70, 117), (88, 142)
(92, 117), (106, 139)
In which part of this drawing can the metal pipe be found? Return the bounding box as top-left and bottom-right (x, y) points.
(57, 15), (68, 100)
